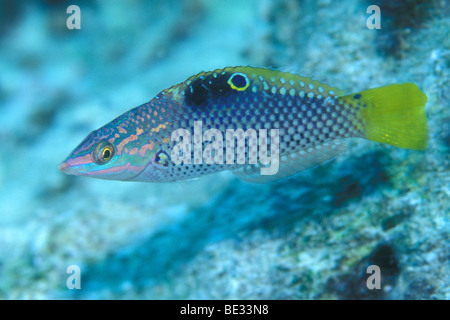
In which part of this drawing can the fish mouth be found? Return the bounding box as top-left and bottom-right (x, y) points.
(59, 161), (69, 172)
(59, 161), (83, 175)
(58, 152), (94, 176)
(59, 159), (148, 180)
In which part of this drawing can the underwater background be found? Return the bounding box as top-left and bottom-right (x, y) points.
(0, 0), (448, 299)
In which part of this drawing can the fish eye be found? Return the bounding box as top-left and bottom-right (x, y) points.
(228, 72), (250, 91)
(92, 141), (115, 165)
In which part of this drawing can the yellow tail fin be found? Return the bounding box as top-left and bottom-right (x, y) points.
(345, 83), (428, 150)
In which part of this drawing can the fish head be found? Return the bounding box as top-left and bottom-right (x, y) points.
(59, 116), (160, 181)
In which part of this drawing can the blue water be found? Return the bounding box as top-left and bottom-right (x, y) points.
(0, 0), (448, 299)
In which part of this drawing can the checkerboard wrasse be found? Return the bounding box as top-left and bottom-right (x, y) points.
(59, 66), (428, 183)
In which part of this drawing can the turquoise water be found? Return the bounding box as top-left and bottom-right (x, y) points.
(0, 0), (448, 299)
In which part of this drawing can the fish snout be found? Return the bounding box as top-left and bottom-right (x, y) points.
(59, 161), (81, 175)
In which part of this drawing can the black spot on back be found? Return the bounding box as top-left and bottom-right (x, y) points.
(353, 94), (361, 100)
(184, 72), (235, 109)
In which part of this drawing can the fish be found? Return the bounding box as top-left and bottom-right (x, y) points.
(59, 66), (428, 183)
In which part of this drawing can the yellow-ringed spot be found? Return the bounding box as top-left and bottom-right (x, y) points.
(92, 141), (115, 165)
(227, 72), (250, 91)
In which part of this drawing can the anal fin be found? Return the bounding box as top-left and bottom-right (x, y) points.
(233, 141), (348, 183)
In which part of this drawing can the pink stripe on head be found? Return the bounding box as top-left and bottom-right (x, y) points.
(67, 154), (93, 167)
(87, 162), (145, 176)
(139, 141), (155, 157)
(128, 148), (138, 155)
(116, 134), (138, 155)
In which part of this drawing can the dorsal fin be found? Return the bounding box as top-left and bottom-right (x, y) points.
(161, 66), (345, 117)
